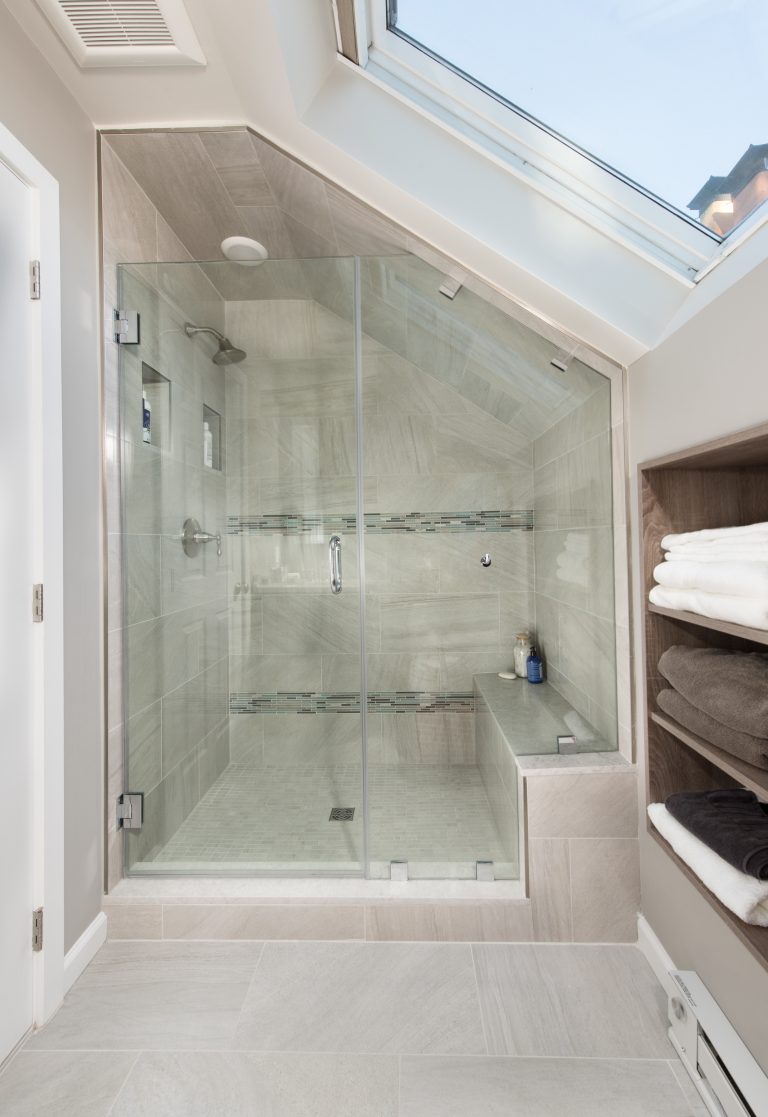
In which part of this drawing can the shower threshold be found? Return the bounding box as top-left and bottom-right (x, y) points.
(112, 876), (525, 901)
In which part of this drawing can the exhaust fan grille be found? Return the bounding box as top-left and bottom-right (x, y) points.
(35, 0), (206, 66)
(59, 2), (174, 48)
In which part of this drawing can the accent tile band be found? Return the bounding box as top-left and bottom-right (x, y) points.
(228, 509), (533, 536)
(229, 691), (475, 715)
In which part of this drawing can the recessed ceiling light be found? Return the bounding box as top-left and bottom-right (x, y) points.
(220, 236), (269, 266)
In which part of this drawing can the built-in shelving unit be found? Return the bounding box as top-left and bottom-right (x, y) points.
(640, 420), (768, 971)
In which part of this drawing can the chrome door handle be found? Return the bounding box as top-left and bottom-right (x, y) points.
(329, 535), (342, 594)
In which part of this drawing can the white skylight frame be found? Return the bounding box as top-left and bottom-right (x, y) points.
(355, 0), (767, 284)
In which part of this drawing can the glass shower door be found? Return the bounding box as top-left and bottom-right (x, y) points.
(118, 257), (366, 874)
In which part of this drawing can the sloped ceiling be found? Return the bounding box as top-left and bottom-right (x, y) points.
(5, 0), (763, 364)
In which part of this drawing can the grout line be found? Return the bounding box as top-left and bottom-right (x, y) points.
(104, 1050), (142, 1117)
(22, 1047), (677, 1061)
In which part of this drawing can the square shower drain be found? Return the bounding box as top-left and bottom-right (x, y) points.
(329, 807), (355, 821)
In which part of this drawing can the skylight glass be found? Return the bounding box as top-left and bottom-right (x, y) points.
(389, 0), (768, 237)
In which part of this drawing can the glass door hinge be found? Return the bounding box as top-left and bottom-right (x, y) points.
(116, 792), (144, 830)
(32, 908), (43, 952)
(114, 309), (140, 345)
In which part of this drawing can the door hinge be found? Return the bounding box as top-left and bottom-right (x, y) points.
(30, 260), (41, 300)
(32, 908), (43, 952)
(32, 583), (44, 623)
(117, 792), (144, 830)
(114, 309), (140, 345)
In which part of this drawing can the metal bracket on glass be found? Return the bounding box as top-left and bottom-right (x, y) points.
(557, 734), (578, 754)
(476, 860), (495, 882)
(390, 860), (408, 882)
(182, 517), (222, 558)
(114, 308), (140, 345)
(116, 792), (144, 831)
(329, 534), (342, 594)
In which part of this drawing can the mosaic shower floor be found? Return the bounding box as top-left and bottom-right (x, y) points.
(140, 764), (516, 878)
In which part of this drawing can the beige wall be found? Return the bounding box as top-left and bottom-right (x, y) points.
(0, 6), (101, 952)
(628, 255), (768, 1072)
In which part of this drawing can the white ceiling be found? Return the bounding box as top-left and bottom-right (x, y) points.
(5, 0), (767, 365)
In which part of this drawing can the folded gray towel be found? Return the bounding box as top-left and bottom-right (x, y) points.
(658, 645), (768, 738)
(666, 789), (768, 880)
(657, 688), (768, 771)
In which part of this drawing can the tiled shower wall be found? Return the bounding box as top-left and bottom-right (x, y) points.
(103, 146), (232, 884)
(223, 290), (536, 774)
(532, 384), (620, 746)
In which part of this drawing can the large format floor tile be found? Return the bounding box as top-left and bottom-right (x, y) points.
(234, 942), (487, 1054)
(472, 944), (670, 1058)
(111, 1051), (398, 1116)
(0, 1052), (137, 1116)
(27, 942), (263, 1051)
(399, 1055), (697, 1116)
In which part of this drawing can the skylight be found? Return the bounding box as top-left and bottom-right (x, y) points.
(388, 0), (768, 237)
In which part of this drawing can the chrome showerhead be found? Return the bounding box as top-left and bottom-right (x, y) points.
(212, 339), (246, 365)
(184, 322), (247, 366)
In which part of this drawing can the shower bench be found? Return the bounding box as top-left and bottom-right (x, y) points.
(473, 674), (638, 940)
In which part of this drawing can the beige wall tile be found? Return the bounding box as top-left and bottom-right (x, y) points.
(162, 903), (365, 940)
(570, 838), (640, 943)
(104, 903), (163, 940)
(365, 902), (533, 942)
(526, 772), (637, 839)
(528, 838), (572, 942)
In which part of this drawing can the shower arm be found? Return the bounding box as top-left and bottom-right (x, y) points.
(184, 323), (227, 344)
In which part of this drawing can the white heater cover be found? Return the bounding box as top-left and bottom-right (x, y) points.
(34, 0), (206, 67)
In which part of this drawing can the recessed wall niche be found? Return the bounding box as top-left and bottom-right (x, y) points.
(202, 403), (222, 471)
(141, 363), (170, 451)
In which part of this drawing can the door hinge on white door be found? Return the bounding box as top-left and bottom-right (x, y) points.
(32, 583), (43, 623)
(32, 908), (43, 952)
(30, 260), (41, 300)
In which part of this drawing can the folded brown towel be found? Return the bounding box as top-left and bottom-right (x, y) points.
(658, 645), (768, 738)
(666, 789), (768, 880)
(657, 688), (768, 771)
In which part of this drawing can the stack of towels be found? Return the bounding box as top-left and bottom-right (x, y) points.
(649, 521), (768, 629)
(649, 789), (768, 926)
(657, 646), (768, 770)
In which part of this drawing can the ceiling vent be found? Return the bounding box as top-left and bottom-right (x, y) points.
(35, 0), (206, 67)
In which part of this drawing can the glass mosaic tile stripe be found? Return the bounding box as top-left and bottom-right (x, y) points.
(229, 691), (476, 715)
(228, 509), (533, 536)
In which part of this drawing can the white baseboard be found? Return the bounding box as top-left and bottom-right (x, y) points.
(637, 914), (678, 998)
(63, 912), (107, 994)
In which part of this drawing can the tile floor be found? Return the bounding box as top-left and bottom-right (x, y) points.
(135, 763), (514, 877)
(0, 939), (707, 1115)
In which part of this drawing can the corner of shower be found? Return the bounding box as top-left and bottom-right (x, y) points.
(111, 253), (620, 888)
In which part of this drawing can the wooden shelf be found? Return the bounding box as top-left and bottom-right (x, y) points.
(648, 828), (768, 971)
(648, 603), (768, 648)
(651, 711), (768, 798)
(641, 423), (768, 972)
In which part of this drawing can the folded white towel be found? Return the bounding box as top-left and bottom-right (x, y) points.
(662, 522), (768, 549)
(665, 545), (768, 563)
(648, 585), (768, 629)
(648, 803), (768, 927)
(653, 560), (768, 598)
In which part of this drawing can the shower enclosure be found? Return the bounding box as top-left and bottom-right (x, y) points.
(116, 252), (618, 878)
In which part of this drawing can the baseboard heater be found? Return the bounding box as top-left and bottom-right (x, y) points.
(668, 972), (768, 1117)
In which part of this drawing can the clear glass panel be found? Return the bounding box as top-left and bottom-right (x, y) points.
(391, 0), (768, 234)
(361, 255), (617, 880)
(119, 258), (365, 874)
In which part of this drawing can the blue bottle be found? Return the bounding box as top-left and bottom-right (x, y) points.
(526, 647), (543, 684)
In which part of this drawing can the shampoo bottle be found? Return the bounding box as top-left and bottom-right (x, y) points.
(203, 422), (213, 468)
(526, 647), (544, 684)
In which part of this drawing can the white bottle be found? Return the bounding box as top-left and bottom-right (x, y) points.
(203, 421), (213, 468)
(142, 395), (151, 444)
(513, 632), (532, 678)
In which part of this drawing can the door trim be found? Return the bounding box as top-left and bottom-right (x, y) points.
(0, 122), (64, 1027)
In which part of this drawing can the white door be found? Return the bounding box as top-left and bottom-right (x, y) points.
(0, 157), (37, 1063)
